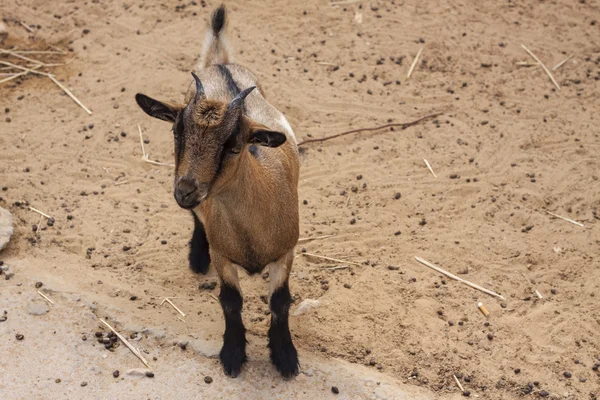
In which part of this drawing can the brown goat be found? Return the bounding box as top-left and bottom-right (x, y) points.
(135, 5), (300, 378)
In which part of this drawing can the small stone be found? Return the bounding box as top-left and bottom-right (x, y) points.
(130, 295), (137, 301)
(82, 335), (87, 341)
(579, 376), (586, 382)
(161, 240), (167, 245)
(80, 381), (88, 387)
(462, 391), (471, 397)
(448, 320), (455, 326)
(303, 199), (308, 205)
(95, 331), (103, 337)
(331, 386), (339, 394)
(15, 333), (24, 340)
(113, 370), (120, 378)
(55, 378), (61, 383)
(449, 174), (459, 179)
(350, 218), (356, 225)
(539, 390), (549, 397)
(514, 368), (521, 374)
(113, 103), (119, 109)
(35, 282), (43, 288)
(563, 371), (572, 378)
(204, 376), (213, 384)
(487, 333), (493, 340)
(343, 283), (352, 289)
(146, 371), (154, 378)
(394, 192), (401, 200)
(387, 265), (399, 270)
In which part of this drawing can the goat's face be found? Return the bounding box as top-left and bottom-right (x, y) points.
(135, 73), (287, 210)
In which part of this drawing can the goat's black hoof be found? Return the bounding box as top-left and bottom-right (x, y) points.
(189, 246), (210, 275)
(220, 343), (247, 378)
(270, 341), (299, 379)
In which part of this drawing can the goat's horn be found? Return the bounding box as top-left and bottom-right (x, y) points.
(191, 72), (205, 102)
(229, 86), (256, 109)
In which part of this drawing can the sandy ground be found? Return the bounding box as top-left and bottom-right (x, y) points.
(1, 0), (600, 399)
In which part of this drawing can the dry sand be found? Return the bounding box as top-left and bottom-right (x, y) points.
(1, 0), (599, 399)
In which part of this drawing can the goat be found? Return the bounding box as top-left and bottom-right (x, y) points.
(135, 5), (300, 378)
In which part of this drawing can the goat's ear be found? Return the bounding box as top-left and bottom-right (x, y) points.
(249, 129), (287, 148)
(135, 93), (183, 123)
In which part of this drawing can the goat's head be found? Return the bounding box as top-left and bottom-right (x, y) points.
(135, 73), (287, 210)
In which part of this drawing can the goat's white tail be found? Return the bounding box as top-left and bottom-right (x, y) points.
(198, 5), (232, 70)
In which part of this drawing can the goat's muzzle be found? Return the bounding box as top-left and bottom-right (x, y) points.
(174, 176), (207, 210)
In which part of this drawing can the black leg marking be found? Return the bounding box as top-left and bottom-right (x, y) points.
(189, 212), (210, 274)
(268, 282), (299, 378)
(219, 283), (247, 377)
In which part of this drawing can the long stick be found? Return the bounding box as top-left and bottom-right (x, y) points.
(99, 319), (150, 368)
(297, 112), (442, 146)
(302, 252), (361, 266)
(414, 257), (506, 301)
(407, 47), (423, 79)
(47, 75), (92, 115)
(545, 210), (583, 227)
(521, 44), (561, 91)
(298, 234), (336, 242)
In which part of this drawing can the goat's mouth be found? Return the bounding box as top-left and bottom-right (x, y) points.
(175, 191), (208, 210)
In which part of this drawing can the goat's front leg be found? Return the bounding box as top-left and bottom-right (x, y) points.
(267, 251), (299, 378)
(213, 252), (246, 377)
(189, 212), (210, 274)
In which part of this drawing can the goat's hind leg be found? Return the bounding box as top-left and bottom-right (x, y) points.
(189, 212), (210, 274)
(214, 253), (247, 377)
(267, 251), (299, 378)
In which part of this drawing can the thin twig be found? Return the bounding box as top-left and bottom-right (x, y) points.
(535, 289), (543, 299)
(297, 112), (442, 146)
(0, 64), (44, 84)
(423, 159), (437, 178)
(302, 252), (361, 266)
(20, 21), (34, 33)
(415, 256), (506, 300)
(552, 55), (573, 71)
(37, 290), (54, 304)
(453, 374), (465, 392)
(47, 75), (92, 114)
(138, 124), (146, 158)
(407, 47), (423, 79)
(99, 319), (150, 369)
(0, 49), (44, 66)
(521, 44), (560, 91)
(316, 61), (337, 66)
(138, 124), (174, 167)
(330, 0), (361, 5)
(545, 210), (583, 227)
(298, 234), (336, 243)
(9, 50), (66, 55)
(163, 297), (186, 318)
(0, 60), (49, 76)
(323, 265), (350, 271)
(209, 294), (219, 301)
(35, 215), (43, 234)
(28, 206), (52, 219)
